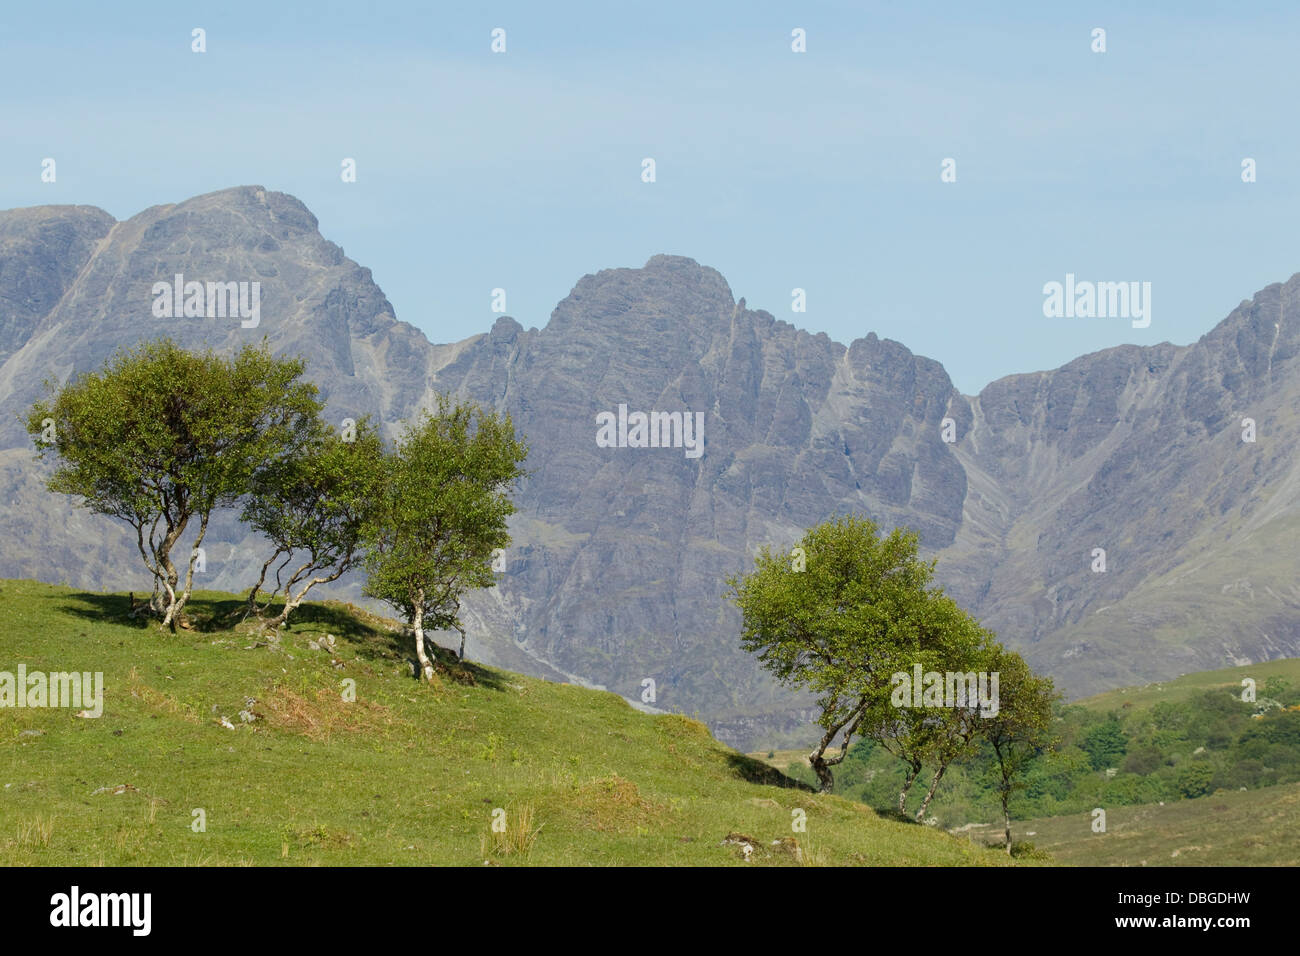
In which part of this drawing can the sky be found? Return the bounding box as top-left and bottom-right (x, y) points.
(3, 1), (1298, 393)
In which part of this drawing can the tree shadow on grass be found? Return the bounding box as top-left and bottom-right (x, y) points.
(725, 752), (816, 791)
(60, 591), (258, 634)
(267, 600), (392, 650)
(425, 643), (512, 693)
(57, 590), (517, 695)
(871, 805), (923, 825)
(281, 602), (512, 693)
(55, 590), (195, 631)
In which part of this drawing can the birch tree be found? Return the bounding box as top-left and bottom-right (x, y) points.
(980, 649), (1058, 853)
(27, 338), (320, 630)
(727, 515), (936, 793)
(362, 396), (526, 679)
(243, 416), (385, 629)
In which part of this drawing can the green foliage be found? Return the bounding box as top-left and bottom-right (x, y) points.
(1009, 841), (1053, 861)
(242, 416), (386, 625)
(1082, 718), (1128, 770)
(479, 732), (504, 761)
(363, 395), (527, 669)
(726, 515), (945, 791)
(26, 337), (321, 627)
(728, 513), (1057, 818)
(1120, 744), (1165, 776)
(1177, 760), (1215, 799)
(981, 647), (1058, 849)
(728, 515), (934, 699)
(830, 679), (1300, 828)
(1264, 676), (1294, 701)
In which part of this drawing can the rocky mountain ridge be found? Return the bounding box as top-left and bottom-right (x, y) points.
(3, 185), (1297, 749)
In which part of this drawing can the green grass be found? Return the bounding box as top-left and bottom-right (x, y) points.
(986, 782), (1300, 866)
(1075, 658), (1300, 713)
(748, 664), (1300, 865)
(0, 580), (1020, 866)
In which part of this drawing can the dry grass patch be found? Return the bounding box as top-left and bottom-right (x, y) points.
(288, 823), (356, 851)
(262, 682), (396, 741)
(481, 803), (542, 859)
(15, 814), (55, 849)
(797, 839), (828, 866)
(126, 666), (201, 722)
(721, 831), (815, 864)
(572, 774), (670, 833)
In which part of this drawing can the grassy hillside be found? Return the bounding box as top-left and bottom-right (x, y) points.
(990, 783), (1300, 866)
(748, 749), (1300, 866)
(1075, 657), (1300, 713)
(0, 580), (1018, 866)
(751, 664), (1300, 867)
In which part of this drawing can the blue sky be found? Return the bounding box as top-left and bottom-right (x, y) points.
(3, 1), (1298, 393)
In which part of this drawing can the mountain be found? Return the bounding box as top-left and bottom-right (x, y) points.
(2, 185), (1298, 750)
(944, 283), (1300, 699)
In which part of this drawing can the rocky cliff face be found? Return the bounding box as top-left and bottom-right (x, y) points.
(947, 280), (1300, 697)
(429, 254), (973, 740)
(2, 186), (1298, 749)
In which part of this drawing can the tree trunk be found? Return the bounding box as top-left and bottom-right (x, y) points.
(810, 753), (835, 793)
(268, 558), (314, 628)
(245, 551), (281, 619)
(270, 567), (346, 630)
(993, 742), (1013, 854)
(808, 720), (842, 793)
(165, 511), (209, 630)
(915, 763), (948, 822)
(412, 590), (433, 681)
(898, 760), (920, 814)
(159, 558), (180, 629)
(157, 513), (188, 630)
(134, 519), (166, 619)
(1003, 798), (1013, 855)
(456, 623), (467, 662)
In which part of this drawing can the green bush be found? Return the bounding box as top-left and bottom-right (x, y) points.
(1177, 761), (1215, 799)
(1083, 719), (1127, 770)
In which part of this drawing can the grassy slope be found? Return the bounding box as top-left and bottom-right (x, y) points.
(1048, 657), (1300, 865)
(1002, 783), (1300, 866)
(0, 580), (1016, 866)
(1074, 657), (1300, 713)
(751, 662), (1300, 866)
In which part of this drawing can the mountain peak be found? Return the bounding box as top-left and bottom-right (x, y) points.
(544, 254), (735, 339)
(490, 315), (523, 341)
(140, 185), (320, 236)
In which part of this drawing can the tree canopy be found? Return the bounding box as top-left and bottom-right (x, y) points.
(28, 338), (321, 629)
(242, 415), (386, 629)
(728, 515), (941, 792)
(363, 396), (527, 678)
(729, 512), (1057, 826)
